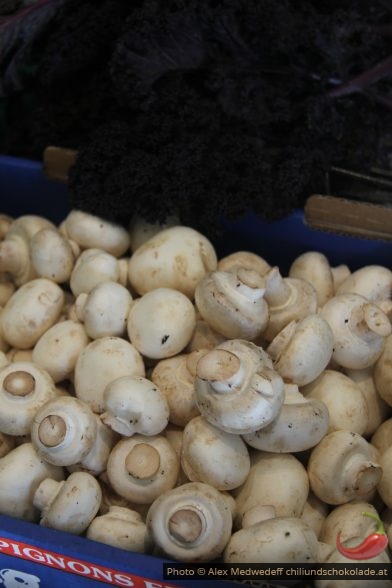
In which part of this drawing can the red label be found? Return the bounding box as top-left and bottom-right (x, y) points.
(0, 536), (176, 588)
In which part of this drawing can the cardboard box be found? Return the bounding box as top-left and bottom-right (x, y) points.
(1, 155), (391, 588)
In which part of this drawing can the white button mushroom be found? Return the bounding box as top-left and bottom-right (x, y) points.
(106, 435), (180, 504)
(128, 226), (217, 299)
(233, 451), (309, 529)
(319, 501), (380, 547)
(0, 362), (59, 436)
(61, 210), (131, 257)
(68, 414), (118, 476)
(31, 396), (98, 466)
(194, 268), (269, 340)
(128, 213), (180, 252)
(344, 366), (390, 438)
(181, 416), (250, 491)
(33, 471), (102, 534)
(336, 264), (392, 308)
(307, 430), (382, 505)
(374, 334), (392, 406)
(371, 417), (392, 455)
(0, 215), (56, 286)
(0, 432), (15, 458)
(186, 315), (225, 352)
(300, 492), (329, 540)
(74, 281), (133, 339)
(217, 250), (271, 275)
(262, 266), (318, 341)
(376, 446), (392, 510)
(320, 293), (391, 369)
(194, 339), (284, 434)
(288, 251), (337, 307)
(1, 278), (65, 349)
(315, 536), (391, 588)
(70, 248), (128, 296)
(32, 320), (89, 383)
(86, 505), (152, 553)
(0, 274), (15, 306)
(301, 369), (369, 435)
(243, 383), (329, 453)
(150, 350), (205, 427)
(224, 517), (319, 564)
(146, 482), (233, 562)
(0, 312), (9, 353)
(266, 314), (334, 386)
(0, 442), (64, 521)
(127, 288), (196, 360)
(30, 227), (80, 283)
(101, 375), (170, 437)
(74, 337), (145, 413)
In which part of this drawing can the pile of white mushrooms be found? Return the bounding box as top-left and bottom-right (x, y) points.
(1, 209), (392, 587)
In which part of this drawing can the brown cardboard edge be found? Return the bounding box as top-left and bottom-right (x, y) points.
(304, 195), (392, 241)
(43, 146), (77, 183)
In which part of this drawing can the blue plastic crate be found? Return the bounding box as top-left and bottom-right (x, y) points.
(0, 155), (391, 588)
(1, 156), (391, 273)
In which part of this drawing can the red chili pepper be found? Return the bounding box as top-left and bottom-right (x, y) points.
(336, 511), (389, 560)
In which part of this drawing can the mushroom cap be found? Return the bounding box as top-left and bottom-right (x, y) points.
(62, 210), (130, 257)
(374, 334), (392, 406)
(336, 265), (392, 304)
(70, 248), (125, 296)
(30, 227), (77, 283)
(181, 416), (250, 491)
(224, 517), (318, 563)
(31, 395), (97, 466)
(74, 337), (145, 414)
(308, 430), (382, 505)
(146, 482), (233, 562)
(76, 281), (132, 339)
(86, 505), (152, 552)
(1, 279), (65, 349)
(151, 352), (202, 427)
(0, 361), (59, 436)
(195, 339), (284, 434)
(289, 251), (335, 307)
(32, 320), (89, 383)
(268, 314), (334, 386)
(301, 369), (368, 435)
(320, 293), (391, 369)
(106, 435), (179, 504)
(263, 268), (318, 341)
(36, 471), (102, 534)
(0, 442), (64, 521)
(217, 250), (271, 275)
(243, 384), (330, 453)
(194, 268), (269, 340)
(101, 375), (170, 437)
(128, 226), (217, 299)
(127, 288), (196, 359)
(233, 451), (309, 528)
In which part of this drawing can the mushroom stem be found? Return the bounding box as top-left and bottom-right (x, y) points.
(168, 508), (203, 543)
(264, 267), (292, 307)
(353, 304), (391, 341)
(347, 456), (383, 496)
(125, 444), (161, 479)
(38, 415), (67, 447)
(33, 478), (63, 512)
(235, 268), (266, 301)
(196, 349), (243, 392)
(3, 371), (36, 396)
